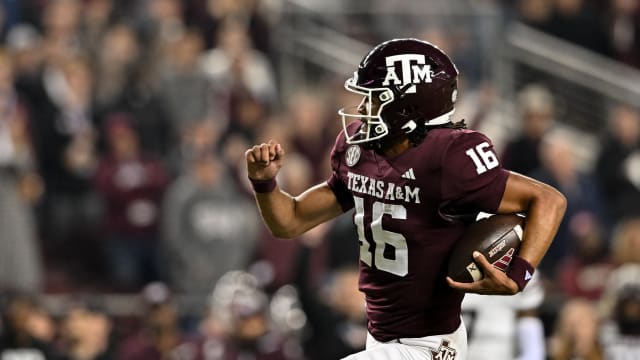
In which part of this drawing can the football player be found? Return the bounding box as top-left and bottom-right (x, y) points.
(462, 271), (546, 359)
(245, 38), (566, 359)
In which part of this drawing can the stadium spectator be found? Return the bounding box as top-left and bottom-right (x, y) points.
(0, 49), (43, 293)
(609, 217), (640, 267)
(40, 0), (83, 48)
(285, 91), (334, 182)
(136, 0), (186, 54)
(162, 124), (259, 294)
(597, 264), (640, 359)
(456, 81), (511, 148)
(516, 0), (554, 31)
(200, 17), (277, 140)
(605, 0), (640, 68)
(118, 282), (191, 360)
(78, 0), (115, 58)
(502, 84), (556, 177)
(6, 24), (44, 96)
(92, 23), (142, 118)
(594, 103), (640, 221)
(0, 294), (57, 359)
(220, 131), (254, 192)
(93, 113), (170, 291)
(92, 21), (172, 160)
(546, 0), (611, 56)
(548, 298), (603, 360)
(157, 28), (215, 144)
(556, 211), (614, 301)
(293, 242), (367, 360)
(197, 0), (274, 56)
(185, 270), (304, 359)
(28, 53), (103, 288)
(57, 301), (115, 360)
(531, 128), (606, 276)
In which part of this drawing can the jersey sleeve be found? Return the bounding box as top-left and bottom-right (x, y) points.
(441, 131), (509, 214)
(326, 131), (355, 212)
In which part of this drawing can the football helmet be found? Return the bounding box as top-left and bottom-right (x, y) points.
(338, 38), (459, 146)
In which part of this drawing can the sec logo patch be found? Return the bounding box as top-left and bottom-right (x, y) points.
(346, 145), (361, 167)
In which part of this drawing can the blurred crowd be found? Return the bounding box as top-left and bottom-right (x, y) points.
(514, 0), (640, 68)
(0, 0), (639, 359)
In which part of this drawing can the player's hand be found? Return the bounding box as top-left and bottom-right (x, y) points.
(245, 140), (285, 181)
(446, 251), (519, 295)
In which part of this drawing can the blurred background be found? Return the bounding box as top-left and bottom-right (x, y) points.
(0, 0), (639, 359)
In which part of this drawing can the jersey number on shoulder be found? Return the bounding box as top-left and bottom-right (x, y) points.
(465, 141), (499, 174)
(354, 196), (408, 276)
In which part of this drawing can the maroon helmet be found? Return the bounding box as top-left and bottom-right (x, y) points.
(338, 38), (459, 146)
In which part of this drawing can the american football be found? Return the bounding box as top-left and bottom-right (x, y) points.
(447, 214), (525, 283)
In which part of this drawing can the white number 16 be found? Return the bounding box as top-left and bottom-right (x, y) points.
(465, 141), (499, 174)
(354, 196), (408, 277)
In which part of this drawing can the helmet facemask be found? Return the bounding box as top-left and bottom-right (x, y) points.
(338, 73), (395, 146)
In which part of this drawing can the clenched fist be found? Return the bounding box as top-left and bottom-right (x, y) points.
(245, 140), (285, 181)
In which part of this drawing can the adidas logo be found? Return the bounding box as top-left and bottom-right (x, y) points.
(401, 168), (416, 180)
(524, 270), (532, 281)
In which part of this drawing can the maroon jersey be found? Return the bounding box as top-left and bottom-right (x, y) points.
(326, 121), (509, 342)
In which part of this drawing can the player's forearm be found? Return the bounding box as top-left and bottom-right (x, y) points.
(519, 183), (566, 267)
(254, 187), (305, 239)
(254, 182), (344, 239)
(498, 173), (567, 268)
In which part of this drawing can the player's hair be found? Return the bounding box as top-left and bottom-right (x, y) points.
(371, 119), (468, 153)
(408, 119), (468, 146)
